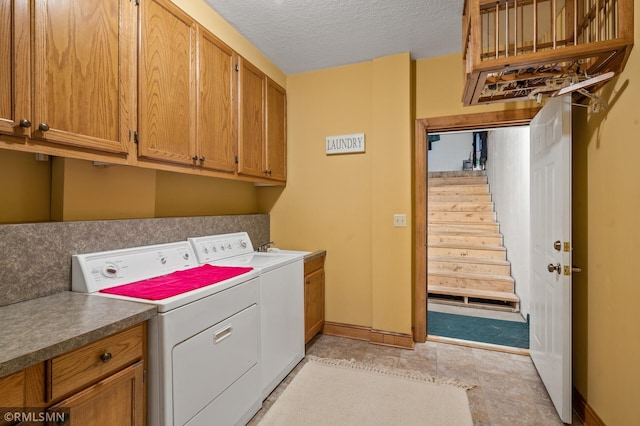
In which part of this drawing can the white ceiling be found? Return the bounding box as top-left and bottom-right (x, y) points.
(203, 0), (464, 75)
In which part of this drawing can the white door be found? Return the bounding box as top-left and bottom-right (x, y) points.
(529, 95), (572, 423)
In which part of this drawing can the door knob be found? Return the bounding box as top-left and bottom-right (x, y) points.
(547, 263), (561, 274)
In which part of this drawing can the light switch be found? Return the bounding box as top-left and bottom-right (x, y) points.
(393, 214), (407, 227)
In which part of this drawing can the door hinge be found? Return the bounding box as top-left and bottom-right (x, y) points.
(134, 131), (139, 144)
(234, 155), (239, 164)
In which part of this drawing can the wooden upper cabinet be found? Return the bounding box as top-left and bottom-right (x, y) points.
(0, 0), (30, 139)
(31, 0), (134, 153)
(237, 57), (265, 178)
(265, 78), (286, 182)
(196, 27), (237, 173)
(138, 0), (196, 165)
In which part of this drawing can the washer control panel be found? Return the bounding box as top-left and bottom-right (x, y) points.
(188, 232), (255, 264)
(72, 241), (197, 293)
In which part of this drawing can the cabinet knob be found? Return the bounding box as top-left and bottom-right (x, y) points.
(19, 118), (32, 128)
(38, 122), (50, 132)
(199, 156), (205, 162)
(192, 155), (198, 161)
(100, 352), (113, 363)
(305, 279), (310, 285)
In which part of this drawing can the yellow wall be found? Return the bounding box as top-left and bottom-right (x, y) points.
(415, 53), (533, 118)
(259, 60), (375, 328)
(50, 158), (157, 221)
(260, 53), (413, 334)
(0, 150), (51, 223)
(370, 53), (413, 333)
(155, 171), (258, 216)
(571, 0), (640, 422)
(45, 157), (261, 221)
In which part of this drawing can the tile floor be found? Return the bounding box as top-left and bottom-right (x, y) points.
(249, 334), (583, 426)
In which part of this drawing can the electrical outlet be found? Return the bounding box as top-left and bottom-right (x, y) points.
(393, 214), (407, 228)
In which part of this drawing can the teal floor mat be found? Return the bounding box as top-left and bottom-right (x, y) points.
(428, 311), (530, 349)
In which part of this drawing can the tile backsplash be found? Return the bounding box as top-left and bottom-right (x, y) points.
(0, 215), (269, 306)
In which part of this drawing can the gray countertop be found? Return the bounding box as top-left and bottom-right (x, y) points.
(0, 292), (156, 377)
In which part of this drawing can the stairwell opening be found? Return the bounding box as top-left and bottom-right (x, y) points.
(425, 126), (531, 350)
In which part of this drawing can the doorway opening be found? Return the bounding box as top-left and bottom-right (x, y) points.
(412, 108), (541, 345)
(426, 127), (530, 349)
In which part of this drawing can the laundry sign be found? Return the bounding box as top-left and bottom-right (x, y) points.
(326, 133), (365, 155)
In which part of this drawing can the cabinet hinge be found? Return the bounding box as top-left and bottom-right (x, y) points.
(234, 155), (239, 164)
(235, 64), (239, 72)
(134, 131), (139, 144)
(134, 0), (140, 6)
(143, 369), (146, 382)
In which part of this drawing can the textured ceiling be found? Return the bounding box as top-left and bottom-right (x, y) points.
(203, 0), (464, 75)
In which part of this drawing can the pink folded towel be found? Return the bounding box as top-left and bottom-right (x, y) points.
(99, 264), (253, 300)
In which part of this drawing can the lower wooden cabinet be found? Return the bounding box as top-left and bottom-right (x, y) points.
(0, 323), (145, 426)
(0, 363), (45, 426)
(48, 361), (144, 426)
(304, 251), (326, 343)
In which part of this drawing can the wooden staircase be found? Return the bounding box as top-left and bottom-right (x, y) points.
(428, 171), (520, 312)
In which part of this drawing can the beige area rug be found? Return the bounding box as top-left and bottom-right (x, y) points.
(258, 356), (475, 426)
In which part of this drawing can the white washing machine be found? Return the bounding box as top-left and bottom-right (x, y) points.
(72, 241), (262, 426)
(188, 232), (307, 399)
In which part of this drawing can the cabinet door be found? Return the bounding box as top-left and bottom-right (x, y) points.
(197, 27), (236, 173)
(305, 268), (325, 343)
(48, 361), (144, 426)
(138, 0), (196, 165)
(265, 78), (286, 181)
(0, 0), (30, 138)
(32, 0), (135, 153)
(237, 57), (265, 178)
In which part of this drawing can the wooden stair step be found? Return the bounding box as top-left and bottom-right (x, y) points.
(428, 270), (514, 292)
(428, 201), (495, 212)
(428, 255), (511, 275)
(428, 171), (486, 178)
(428, 232), (503, 246)
(428, 243), (507, 260)
(428, 211), (496, 222)
(428, 285), (520, 311)
(429, 193), (492, 202)
(428, 221), (500, 233)
(428, 176), (488, 186)
(428, 184), (490, 194)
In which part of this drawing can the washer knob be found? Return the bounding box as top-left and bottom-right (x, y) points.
(239, 240), (247, 248)
(103, 263), (118, 278)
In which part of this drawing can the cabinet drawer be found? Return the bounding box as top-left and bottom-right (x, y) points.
(48, 324), (144, 401)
